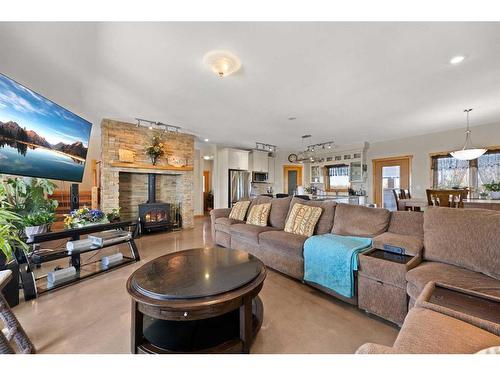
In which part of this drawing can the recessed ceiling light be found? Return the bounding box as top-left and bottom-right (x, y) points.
(450, 55), (465, 65)
(204, 138), (209, 142)
(288, 117), (297, 121)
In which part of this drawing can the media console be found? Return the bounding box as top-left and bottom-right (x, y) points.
(17, 219), (140, 300)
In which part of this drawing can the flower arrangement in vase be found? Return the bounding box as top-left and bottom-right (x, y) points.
(64, 207), (109, 229)
(144, 133), (165, 166)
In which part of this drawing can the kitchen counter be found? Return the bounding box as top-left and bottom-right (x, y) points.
(463, 199), (500, 211)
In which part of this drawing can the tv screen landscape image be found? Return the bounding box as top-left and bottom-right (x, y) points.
(0, 73), (92, 182)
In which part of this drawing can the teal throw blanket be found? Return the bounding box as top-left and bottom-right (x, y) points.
(304, 234), (372, 298)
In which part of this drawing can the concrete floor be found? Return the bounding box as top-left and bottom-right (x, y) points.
(12, 217), (399, 353)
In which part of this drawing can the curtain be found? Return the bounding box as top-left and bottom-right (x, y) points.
(434, 157), (469, 188)
(328, 164), (349, 176)
(478, 151), (500, 185)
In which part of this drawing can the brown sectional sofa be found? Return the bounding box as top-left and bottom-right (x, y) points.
(211, 196), (410, 298)
(211, 196), (500, 353)
(406, 207), (500, 307)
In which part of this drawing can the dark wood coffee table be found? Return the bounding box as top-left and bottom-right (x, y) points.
(126, 247), (266, 354)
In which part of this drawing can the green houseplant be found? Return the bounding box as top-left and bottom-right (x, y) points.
(1, 176), (58, 237)
(483, 181), (500, 200)
(0, 185), (28, 307)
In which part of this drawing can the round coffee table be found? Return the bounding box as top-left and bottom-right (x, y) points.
(126, 247), (266, 354)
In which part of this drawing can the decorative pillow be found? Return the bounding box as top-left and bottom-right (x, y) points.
(229, 200), (251, 221)
(284, 203), (323, 237)
(246, 203), (271, 226)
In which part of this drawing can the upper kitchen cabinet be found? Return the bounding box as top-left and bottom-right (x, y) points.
(250, 150), (269, 172)
(227, 148), (249, 170)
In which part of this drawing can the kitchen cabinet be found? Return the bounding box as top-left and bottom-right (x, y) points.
(228, 149), (249, 170)
(267, 156), (275, 183)
(310, 165), (322, 183)
(349, 161), (367, 182)
(250, 150), (269, 172)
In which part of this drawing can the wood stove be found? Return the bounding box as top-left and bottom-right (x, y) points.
(138, 174), (171, 233)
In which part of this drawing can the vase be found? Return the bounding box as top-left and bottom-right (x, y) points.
(150, 156), (158, 166)
(24, 224), (49, 242)
(490, 191), (500, 200)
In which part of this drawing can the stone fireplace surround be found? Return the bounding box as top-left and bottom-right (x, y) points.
(100, 119), (194, 228)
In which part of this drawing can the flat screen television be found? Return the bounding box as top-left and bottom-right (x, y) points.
(0, 73), (92, 183)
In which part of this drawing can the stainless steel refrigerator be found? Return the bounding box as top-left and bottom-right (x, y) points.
(229, 169), (251, 207)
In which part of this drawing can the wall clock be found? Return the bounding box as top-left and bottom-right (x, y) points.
(288, 153), (298, 163)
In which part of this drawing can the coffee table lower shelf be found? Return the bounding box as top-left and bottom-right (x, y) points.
(134, 297), (263, 354)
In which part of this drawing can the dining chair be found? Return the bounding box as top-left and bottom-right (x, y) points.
(275, 193), (289, 198)
(426, 189), (466, 208)
(392, 189), (415, 211)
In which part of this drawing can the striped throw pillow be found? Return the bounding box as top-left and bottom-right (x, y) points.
(246, 203), (271, 226)
(284, 203), (323, 237)
(229, 200), (251, 221)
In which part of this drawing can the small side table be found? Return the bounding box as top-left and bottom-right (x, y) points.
(416, 282), (500, 336)
(358, 249), (420, 326)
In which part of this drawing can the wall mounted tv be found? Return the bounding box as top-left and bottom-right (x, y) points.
(0, 73), (92, 183)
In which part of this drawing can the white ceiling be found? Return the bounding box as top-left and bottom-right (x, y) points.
(1, 22), (500, 150)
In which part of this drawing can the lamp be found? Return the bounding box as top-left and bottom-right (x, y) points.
(203, 50), (242, 78)
(450, 109), (487, 161)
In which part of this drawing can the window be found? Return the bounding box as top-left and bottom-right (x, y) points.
(431, 149), (500, 193)
(326, 164), (350, 189)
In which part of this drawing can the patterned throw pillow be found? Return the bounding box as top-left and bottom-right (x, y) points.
(229, 200), (251, 221)
(284, 203), (323, 237)
(246, 203), (271, 226)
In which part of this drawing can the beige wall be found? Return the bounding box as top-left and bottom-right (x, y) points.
(365, 122), (500, 202)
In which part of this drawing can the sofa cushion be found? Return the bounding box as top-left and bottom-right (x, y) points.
(246, 203), (271, 226)
(247, 196), (272, 217)
(423, 207), (500, 279)
(259, 230), (307, 257)
(230, 223), (279, 244)
(372, 232), (423, 256)
(284, 203), (323, 237)
(214, 217), (244, 234)
(286, 197), (336, 234)
(387, 211), (424, 238)
(229, 200), (250, 220)
(406, 261), (500, 301)
(393, 307), (500, 354)
(269, 196), (293, 229)
(257, 231), (308, 279)
(332, 204), (390, 237)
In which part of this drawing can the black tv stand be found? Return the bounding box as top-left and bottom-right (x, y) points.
(17, 219), (140, 300)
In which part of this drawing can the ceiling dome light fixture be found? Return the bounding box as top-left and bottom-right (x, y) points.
(203, 50), (242, 78)
(450, 55), (465, 65)
(450, 108), (487, 161)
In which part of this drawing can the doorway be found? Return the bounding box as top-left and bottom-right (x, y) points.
(203, 170), (213, 213)
(372, 156), (411, 209)
(283, 165), (303, 195)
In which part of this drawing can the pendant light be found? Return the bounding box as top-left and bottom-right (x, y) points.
(450, 109), (487, 161)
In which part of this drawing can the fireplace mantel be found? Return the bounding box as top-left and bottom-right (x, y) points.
(110, 162), (193, 172)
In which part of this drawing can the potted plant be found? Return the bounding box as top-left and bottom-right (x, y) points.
(0, 185), (28, 307)
(23, 211), (56, 241)
(144, 133), (165, 166)
(483, 181), (500, 200)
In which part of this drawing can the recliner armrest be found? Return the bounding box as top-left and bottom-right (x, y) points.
(210, 208), (232, 241)
(210, 208), (232, 220)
